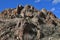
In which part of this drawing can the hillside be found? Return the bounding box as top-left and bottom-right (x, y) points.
(0, 5), (60, 40)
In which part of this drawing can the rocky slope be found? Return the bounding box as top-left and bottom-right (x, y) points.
(0, 5), (60, 40)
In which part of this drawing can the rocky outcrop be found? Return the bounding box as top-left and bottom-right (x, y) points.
(0, 5), (60, 40)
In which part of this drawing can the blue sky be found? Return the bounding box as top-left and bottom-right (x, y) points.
(0, 0), (60, 18)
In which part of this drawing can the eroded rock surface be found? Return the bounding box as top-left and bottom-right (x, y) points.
(0, 5), (60, 40)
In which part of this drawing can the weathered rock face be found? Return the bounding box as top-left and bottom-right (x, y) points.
(0, 5), (60, 40)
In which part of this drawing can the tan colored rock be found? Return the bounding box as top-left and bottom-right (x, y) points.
(36, 30), (40, 40)
(48, 11), (56, 19)
(12, 9), (17, 15)
(41, 8), (47, 15)
(24, 5), (31, 9)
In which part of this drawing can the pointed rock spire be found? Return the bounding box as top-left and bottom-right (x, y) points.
(41, 8), (47, 15)
(17, 5), (23, 14)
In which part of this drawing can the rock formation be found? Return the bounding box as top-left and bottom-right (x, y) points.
(0, 5), (60, 40)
